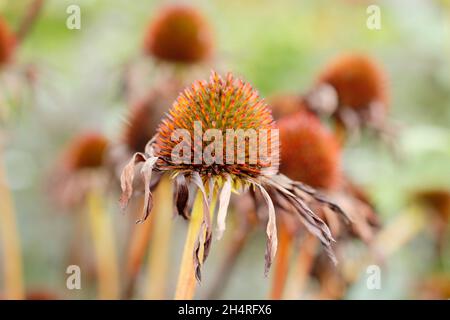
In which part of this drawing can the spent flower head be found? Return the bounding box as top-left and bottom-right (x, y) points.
(120, 71), (346, 278)
(144, 5), (213, 64)
(51, 132), (110, 209)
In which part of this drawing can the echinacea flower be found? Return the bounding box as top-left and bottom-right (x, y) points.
(271, 110), (380, 298)
(52, 132), (109, 208)
(278, 110), (340, 190)
(120, 71), (345, 280)
(143, 5), (213, 64)
(50, 132), (120, 300)
(277, 109), (379, 243)
(309, 53), (389, 140)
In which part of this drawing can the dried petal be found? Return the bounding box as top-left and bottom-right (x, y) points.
(137, 156), (158, 223)
(119, 152), (146, 209)
(173, 174), (190, 219)
(253, 182), (278, 276)
(216, 175), (232, 240)
(191, 172), (212, 282)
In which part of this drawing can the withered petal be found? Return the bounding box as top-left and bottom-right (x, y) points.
(216, 175), (232, 240)
(137, 156), (158, 223)
(119, 152), (146, 210)
(254, 182), (278, 277)
(173, 174), (190, 219)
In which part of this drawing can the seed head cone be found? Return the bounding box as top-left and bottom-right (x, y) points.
(155, 71), (276, 177)
(144, 5), (212, 64)
(278, 111), (340, 189)
(318, 54), (388, 111)
(64, 133), (109, 171)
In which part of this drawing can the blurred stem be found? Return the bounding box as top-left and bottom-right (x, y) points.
(87, 187), (119, 300)
(16, 0), (45, 43)
(342, 208), (427, 283)
(294, 234), (317, 297)
(144, 177), (173, 299)
(0, 144), (24, 299)
(269, 222), (293, 300)
(175, 191), (216, 300)
(122, 196), (152, 299)
(206, 217), (252, 299)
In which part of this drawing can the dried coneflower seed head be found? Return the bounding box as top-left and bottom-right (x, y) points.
(318, 53), (388, 112)
(144, 5), (213, 64)
(0, 17), (15, 66)
(155, 71), (276, 178)
(123, 100), (157, 154)
(278, 111), (340, 189)
(64, 132), (109, 171)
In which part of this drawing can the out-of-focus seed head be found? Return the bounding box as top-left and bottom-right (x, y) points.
(278, 111), (340, 189)
(123, 100), (158, 154)
(155, 71), (276, 178)
(63, 132), (109, 171)
(144, 5), (213, 64)
(0, 17), (16, 66)
(268, 94), (306, 120)
(318, 54), (388, 112)
(122, 83), (180, 154)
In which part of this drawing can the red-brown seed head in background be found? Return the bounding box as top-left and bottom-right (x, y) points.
(317, 53), (388, 113)
(277, 110), (341, 190)
(49, 132), (110, 210)
(122, 82), (180, 154)
(63, 132), (109, 172)
(123, 100), (154, 154)
(268, 94), (307, 120)
(144, 5), (213, 64)
(0, 16), (16, 66)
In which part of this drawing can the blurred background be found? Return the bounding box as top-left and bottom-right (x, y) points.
(0, 0), (449, 299)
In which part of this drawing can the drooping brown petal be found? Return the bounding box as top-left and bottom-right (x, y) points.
(173, 174), (190, 219)
(119, 152), (147, 209)
(265, 175), (338, 265)
(191, 172), (213, 282)
(253, 182), (278, 276)
(292, 180), (351, 224)
(272, 174), (350, 223)
(137, 156), (159, 223)
(216, 175), (232, 240)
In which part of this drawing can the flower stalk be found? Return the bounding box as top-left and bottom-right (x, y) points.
(0, 144), (24, 299)
(87, 187), (119, 300)
(175, 190), (216, 300)
(145, 176), (173, 299)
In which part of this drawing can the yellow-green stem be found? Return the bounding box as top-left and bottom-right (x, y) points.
(87, 188), (120, 300)
(144, 177), (173, 299)
(175, 191), (216, 300)
(0, 147), (24, 299)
